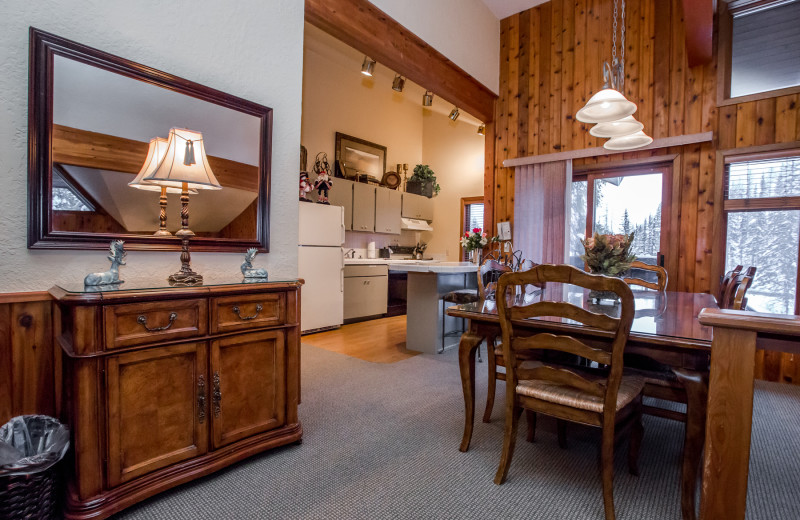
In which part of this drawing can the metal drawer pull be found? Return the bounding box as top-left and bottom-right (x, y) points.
(198, 375), (206, 424)
(232, 303), (262, 320)
(212, 371), (222, 418)
(137, 312), (177, 332)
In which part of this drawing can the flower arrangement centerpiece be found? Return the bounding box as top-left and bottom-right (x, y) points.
(580, 232), (636, 302)
(461, 228), (495, 264)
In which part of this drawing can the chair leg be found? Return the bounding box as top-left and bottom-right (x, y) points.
(525, 410), (537, 443)
(557, 419), (568, 449)
(494, 404), (523, 485)
(600, 422), (617, 520)
(483, 337), (497, 423)
(628, 406), (644, 477)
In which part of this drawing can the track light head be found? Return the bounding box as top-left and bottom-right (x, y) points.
(422, 90), (433, 106)
(477, 124), (486, 136)
(361, 56), (375, 76)
(392, 75), (405, 92)
(449, 107), (460, 121)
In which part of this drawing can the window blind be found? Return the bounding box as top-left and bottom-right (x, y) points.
(730, 0), (800, 97)
(725, 156), (800, 200)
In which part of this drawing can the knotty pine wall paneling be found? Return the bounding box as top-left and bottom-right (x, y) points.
(0, 293), (57, 422)
(491, 0), (800, 383)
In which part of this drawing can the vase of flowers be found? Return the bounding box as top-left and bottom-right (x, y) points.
(580, 232), (636, 302)
(461, 228), (489, 264)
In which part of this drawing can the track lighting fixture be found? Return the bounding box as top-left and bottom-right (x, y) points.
(361, 56), (375, 76)
(477, 124), (486, 136)
(449, 107), (460, 121)
(392, 75), (405, 92)
(422, 91), (433, 106)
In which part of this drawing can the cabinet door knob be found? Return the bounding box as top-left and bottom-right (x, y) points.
(137, 312), (177, 332)
(212, 371), (222, 418)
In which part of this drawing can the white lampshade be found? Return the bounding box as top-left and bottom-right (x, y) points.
(129, 137), (186, 194)
(142, 128), (221, 190)
(576, 88), (637, 123)
(589, 115), (644, 138)
(603, 130), (654, 151)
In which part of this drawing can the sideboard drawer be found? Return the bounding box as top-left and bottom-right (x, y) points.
(104, 299), (208, 349)
(212, 293), (285, 333)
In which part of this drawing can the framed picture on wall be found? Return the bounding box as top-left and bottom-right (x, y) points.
(334, 132), (386, 182)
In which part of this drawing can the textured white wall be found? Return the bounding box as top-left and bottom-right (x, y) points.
(369, 0), (500, 94)
(0, 0), (304, 292)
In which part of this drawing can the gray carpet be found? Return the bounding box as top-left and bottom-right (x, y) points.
(117, 344), (800, 519)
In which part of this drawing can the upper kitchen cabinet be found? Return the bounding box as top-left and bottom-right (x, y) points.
(352, 182), (376, 232)
(327, 178), (354, 230)
(375, 188), (401, 235)
(402, 193), (434, 221)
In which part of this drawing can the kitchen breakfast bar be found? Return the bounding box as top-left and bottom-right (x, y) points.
(344, 260), (478, 353)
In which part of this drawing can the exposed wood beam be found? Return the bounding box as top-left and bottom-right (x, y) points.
(682, 0), (715, 67)
(305, 0), (497, 123)
(52, 125), (259, 192)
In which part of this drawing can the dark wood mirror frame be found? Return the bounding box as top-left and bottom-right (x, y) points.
(28, 27), (272, 251)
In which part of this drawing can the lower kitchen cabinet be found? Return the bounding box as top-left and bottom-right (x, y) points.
(343, 264), (388, 321)
(51, 281), (303, 520)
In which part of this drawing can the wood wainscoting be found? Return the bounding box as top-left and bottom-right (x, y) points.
(0, 291), (57, 422)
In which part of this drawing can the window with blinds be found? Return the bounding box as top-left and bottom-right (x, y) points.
(729, 0), (800, 97)
(723, 153), (800, 314)
(464, 203), (484, 233)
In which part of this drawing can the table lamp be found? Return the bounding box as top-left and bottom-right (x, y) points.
(142, 128), (221, 284)
(128, 137), (196, 236)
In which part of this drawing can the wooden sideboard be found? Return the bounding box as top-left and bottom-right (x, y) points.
(49, 280), (303, 520)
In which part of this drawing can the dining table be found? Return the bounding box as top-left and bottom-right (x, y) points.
(447, 285), (717, 520)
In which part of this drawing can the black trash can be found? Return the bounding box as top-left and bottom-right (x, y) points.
(0, 415), (70, 520)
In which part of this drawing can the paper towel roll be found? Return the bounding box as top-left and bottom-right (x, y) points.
(367, 241), (376, 258)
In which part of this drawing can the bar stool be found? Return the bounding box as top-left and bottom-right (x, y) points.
(440, 286), (480, 356)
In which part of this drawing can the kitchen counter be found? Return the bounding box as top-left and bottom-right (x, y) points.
(344, 259), (478, 354)
(344, 259), (478, 274)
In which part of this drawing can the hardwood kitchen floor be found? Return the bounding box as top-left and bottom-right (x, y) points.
(302, 315), (420, 363)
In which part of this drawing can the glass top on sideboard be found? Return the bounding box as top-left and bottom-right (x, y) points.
(54, 276), (300, 294)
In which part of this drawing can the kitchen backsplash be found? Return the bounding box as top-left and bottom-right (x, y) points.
(344, 229), (420, 250)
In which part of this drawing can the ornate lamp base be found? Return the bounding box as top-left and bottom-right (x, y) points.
(168, 235), (203, 285)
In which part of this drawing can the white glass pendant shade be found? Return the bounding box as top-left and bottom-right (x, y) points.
(142, 128), (221, 190)
(576, 88), (637, 124)
(603, 130), (653, 151)
(589, 115), (644, 138)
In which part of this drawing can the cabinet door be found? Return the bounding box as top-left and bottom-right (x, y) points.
(106, 342), (208, 487)
(417, 195), (434, 221)
(401, 193), (418, 219)
(327, 178), (354, 231)
(210, 330), (286, 448)
(352, 182), (376, 232)
(343, 276), (388, 320)
(375, 187), (401, 234)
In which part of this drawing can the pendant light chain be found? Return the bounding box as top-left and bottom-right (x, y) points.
(612, 0), (618, 65)
(620, 0), (626, 89)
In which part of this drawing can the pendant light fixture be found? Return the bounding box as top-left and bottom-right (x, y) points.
(575, 0), (652, 150)
(604, 131), (653, 151)
(589, 115), (643, 138)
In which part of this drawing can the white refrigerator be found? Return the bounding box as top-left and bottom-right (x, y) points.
(298, 203), (345, 333)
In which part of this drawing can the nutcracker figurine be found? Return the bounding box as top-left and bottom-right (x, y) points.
(299, 171), (312, 202)
(313, 152), (333, 204)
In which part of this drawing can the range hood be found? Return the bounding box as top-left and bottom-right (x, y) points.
(401, 217), (433, 232)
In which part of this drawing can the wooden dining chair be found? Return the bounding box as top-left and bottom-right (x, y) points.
(482, 259), (544, 423)
(718, 265), (743, 306)
(494, 264), (643, 520)
(623, 261), (668, 291)
(730, 267), (756, 311)
(722, 266), (756, 310)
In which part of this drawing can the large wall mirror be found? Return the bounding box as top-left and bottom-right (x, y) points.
(28, 28), (272, 251)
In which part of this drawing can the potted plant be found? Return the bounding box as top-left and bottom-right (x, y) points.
(406, 164), (440, 198)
